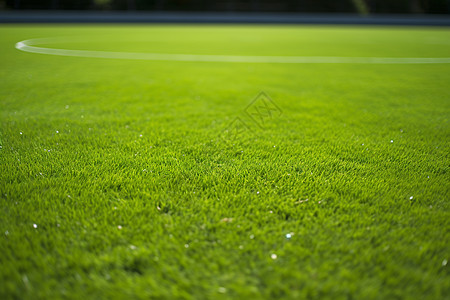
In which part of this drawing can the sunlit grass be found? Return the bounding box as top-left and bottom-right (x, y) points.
(0, 25), (449, 299)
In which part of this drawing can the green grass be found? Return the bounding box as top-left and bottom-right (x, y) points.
(1, 24), (449, 299)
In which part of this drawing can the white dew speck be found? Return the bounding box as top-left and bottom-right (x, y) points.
(139, 134), (143, 137)
(184, 244), (189, 248)
(56, 130), (59, 134)
(271, 253), (277, 260)
(257, 191), (259, 194)
(218, 287), (227, 294)
(249, 234), (255, 239)
(410, 196), (413, 200)
(286, 233), (292, 239)
(362, 143), (364, 146)
(129, 245), (137, 250)
(20, 132), (23, 135)
(443, 259), (448, 266)
(22, 275), (29, 287)
(33, 224), (37, 228)
(390, 140), (394, 143)
(117, 225), (122, 230)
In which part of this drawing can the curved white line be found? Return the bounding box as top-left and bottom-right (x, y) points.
(15, 38), (450, 64)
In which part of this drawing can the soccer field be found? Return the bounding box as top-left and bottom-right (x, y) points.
(1, 25), (449, 299)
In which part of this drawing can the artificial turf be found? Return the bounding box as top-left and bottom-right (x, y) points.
(0, 25), (449, 299)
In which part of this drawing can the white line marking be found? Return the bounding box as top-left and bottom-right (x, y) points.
(15, 38), (450, 64)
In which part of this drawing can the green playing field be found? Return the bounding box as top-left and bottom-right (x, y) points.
(1, 25), (449, 299)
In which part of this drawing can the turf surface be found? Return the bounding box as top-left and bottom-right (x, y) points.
(1, 25), (449, 299)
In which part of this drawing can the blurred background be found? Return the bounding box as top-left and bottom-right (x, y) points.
(2, 0), (450, 14)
